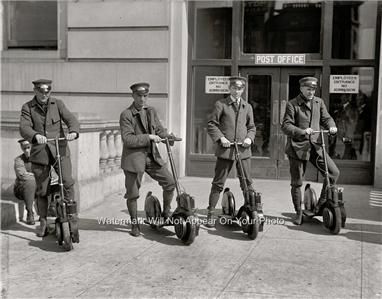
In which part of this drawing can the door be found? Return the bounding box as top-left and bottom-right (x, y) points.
(240, 67), (321, 180)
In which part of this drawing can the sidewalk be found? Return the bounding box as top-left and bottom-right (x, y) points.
(1, 177), (381, 298)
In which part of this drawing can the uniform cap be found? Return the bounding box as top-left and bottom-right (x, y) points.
(229, 76), (247, 88)
(299, 77), (318, 88)
(130, 82), (150, 95)
(32, 79), (52, 86)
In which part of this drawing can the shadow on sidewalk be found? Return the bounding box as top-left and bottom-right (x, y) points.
(1, 230), (73, 253)
(282, 212), (382, 245)
(79, 217), (195, 246)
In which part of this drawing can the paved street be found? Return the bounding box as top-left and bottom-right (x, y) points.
(1, 177), (381, 298)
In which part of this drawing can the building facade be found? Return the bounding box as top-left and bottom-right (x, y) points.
(1, 0), (382, 199)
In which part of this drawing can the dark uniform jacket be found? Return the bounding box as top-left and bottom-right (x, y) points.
(281, 94), (335, 161)
(13, 153), (34, 199)
(120, 104), (168, 173)
(208, 96), (256, 160)
(19, 97), (80, 165)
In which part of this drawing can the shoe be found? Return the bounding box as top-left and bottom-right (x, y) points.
(292, 211), (303, 225)
(204, 213), (216, 228)
(36, 218), (48, 237)
(26, 212), (35, 225)
(130, 224), (141, 237)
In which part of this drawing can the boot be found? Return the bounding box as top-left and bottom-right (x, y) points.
(130, 222), (141, 237)
(293, 210), (303, 225)
(205, 211), (216, 228)
(204, 191), (220, 228)
(291, 187), (303, 225)
(26, 211), (35, 225)
(127, 198), (140, 237)
(36, 218), (47, 237)
(162, 190), (174, 219)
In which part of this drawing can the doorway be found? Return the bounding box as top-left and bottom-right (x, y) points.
(240, 67), (321, 180)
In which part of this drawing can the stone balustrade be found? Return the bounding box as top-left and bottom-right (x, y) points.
(99, 128), (122, 173)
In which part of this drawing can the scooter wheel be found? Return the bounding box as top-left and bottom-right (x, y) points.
(70, 217), (80, 243)
(144, 192), (162, 228)
(222, 189), (236, 217)
(340, 205), (347, 228)
(55, 219), (63, 246)
(322, 207), (341, 235)
(174, 215), (199, 245)
(247, 211), (260, 240)
(239, 210), (250, 233)
(61, 222), (74, 251)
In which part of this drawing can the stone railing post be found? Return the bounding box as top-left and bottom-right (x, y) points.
(114, 130), (122, 169)
(99, 131), (108, 173)
(106, 130), (116, 171)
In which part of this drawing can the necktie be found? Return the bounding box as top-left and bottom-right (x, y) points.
(234, 99), (240, 111)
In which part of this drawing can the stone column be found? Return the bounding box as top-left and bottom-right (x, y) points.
(99, 131), (108, 173)
(114, 130), (122, 169)
(106, 130), (116, 172)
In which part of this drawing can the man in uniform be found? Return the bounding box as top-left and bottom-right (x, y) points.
(205, 76), (257, 227)
(120, 82), (176, 237)
(20, 79), (79, 237)
(281, 77), (340, 225)
(13, 139), (36, 225)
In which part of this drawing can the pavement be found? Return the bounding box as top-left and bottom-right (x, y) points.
(1, 177), (381, 298)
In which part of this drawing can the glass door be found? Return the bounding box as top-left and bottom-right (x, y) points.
(241, 67), (321, 179)
(241, 68), (280, 179)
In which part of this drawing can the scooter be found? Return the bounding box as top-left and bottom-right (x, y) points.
(47, 137), (79, 251)
(219, 141), (265, 240)
(144, 136), (200, 245)
(303, 130), (347, 234)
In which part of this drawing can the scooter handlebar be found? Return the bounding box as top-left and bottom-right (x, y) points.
(311, 130), (334, 134)
(160, 137), (182, 142)
(46, 137), (67, 142)
(229, 142), (243, 146)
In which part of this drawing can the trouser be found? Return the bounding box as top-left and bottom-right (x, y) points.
(14, 178), (36, 215)
(124, 155), (175, 219)
(288, 149), (340, 212)
(32, 156), (75, 218)
(208, 157), (254, 213)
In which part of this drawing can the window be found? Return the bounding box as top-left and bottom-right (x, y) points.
(328, 67), (374, 161)
(5, 0), (57, 49)
(332, 1), (378, 59)
(194, 1), (232, 59)
(243, 1), (322, 54)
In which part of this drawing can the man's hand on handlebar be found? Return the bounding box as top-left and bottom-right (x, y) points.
(220, 136), (231, 148)
(149, 134), (162, 143)
(242, 138), (252, 148)
(329, 127), (337, 135)
(304, 128), (314, 136)
(66, 132), (77, 141)
(35, 134), (47, 144)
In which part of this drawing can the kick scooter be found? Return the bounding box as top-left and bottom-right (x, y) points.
(303, 130), (346, 234)
(47, 137), (79, 251)
(219, 141), (265, 240)
(144, 136), (200, 245)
